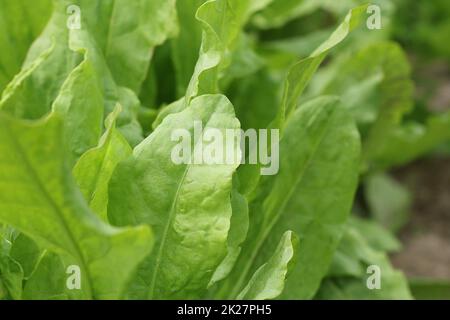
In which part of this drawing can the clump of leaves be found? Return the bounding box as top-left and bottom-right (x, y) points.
(1, 0), (448, 300)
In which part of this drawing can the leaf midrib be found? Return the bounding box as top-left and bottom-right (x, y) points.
(147, 109), (217, 299)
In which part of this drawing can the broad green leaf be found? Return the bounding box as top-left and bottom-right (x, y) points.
(108, 94), (241, 299)
(2, 0), (144, 145)
(0, 112), (153, 299)
(220, 96), (361, 299)
(237, 231), (298, 300)
(0, 0), (52, 93)
(3, 1), (79, 120)
(73, 106), (132, 221)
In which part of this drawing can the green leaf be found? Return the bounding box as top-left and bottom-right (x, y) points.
(22, 251), (68, 300)
(220, 96), (361, 299)
(52, 50), (104, 162)
(232, 6), (367, 202)
(171, 0), (206, 96)
(317, 41), (449, 169)
(73, 106), (132, 221)
(0, 112), (153, 299)
(9, 233), (68, 300)
(0, 0), (52, 93)
(93, 0), (178, 93)
(209, 182), (249, 287)
(237, 231), (298, 300)
(0, 254), (23, 300)
(0, 43), (57, 119)
(173, 0), (267, 102)
(9, 234), (43, 279)
(186, 0), (251, 101)
(273, 5), (368, 130)
(321, 42), (415, 169)
(34, 0), (178, 95)
(108, 94), (241, 299)
(1, 1), (145, 145)
(2, 1), (79, 120)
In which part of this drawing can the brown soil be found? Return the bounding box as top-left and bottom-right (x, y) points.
(391, 158), (450, 279)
